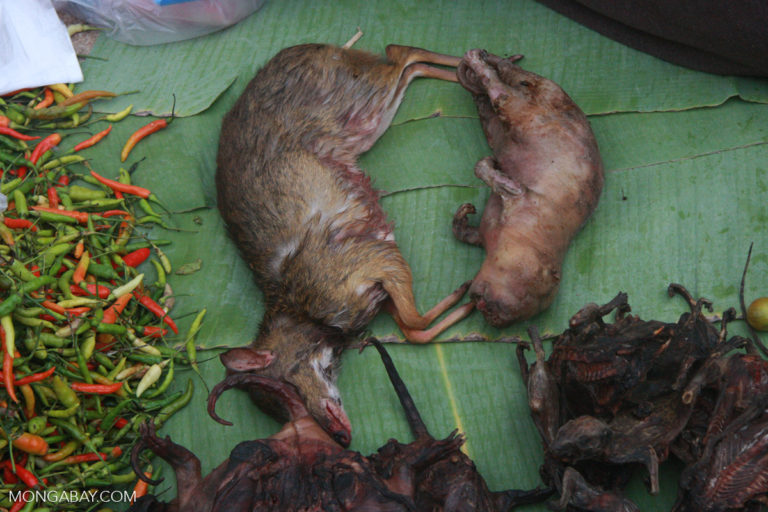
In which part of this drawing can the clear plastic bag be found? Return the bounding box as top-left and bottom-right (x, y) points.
(53, 0), (266, 46)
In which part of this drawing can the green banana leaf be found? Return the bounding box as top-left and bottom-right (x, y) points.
(66, 0), (768, 510)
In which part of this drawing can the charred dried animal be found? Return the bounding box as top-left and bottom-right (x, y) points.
(128, 341), (550, 512)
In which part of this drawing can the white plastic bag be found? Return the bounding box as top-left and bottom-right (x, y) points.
(0, 0), (83, 95)
(53, 0), (266, 46)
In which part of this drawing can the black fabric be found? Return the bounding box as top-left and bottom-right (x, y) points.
(535, 0), (768, 77)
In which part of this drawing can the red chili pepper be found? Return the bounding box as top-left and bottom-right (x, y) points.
(9, 498), (26, 512)
(101, 210), (133, 219)
(89, 169), (152, 199)
(121, 119), (167, 162)
(139, 325), (168, 338)
(3, 218), (38, 232)
(0, 126), (40, 142)
(29, 133), (61, 165)
(114, 417), (129, 429)
(60, 446), (120, 464)
(14, 366), (56, 386)
(3, 460), (38, 487)
(3, 464), (18, 483)
(0, 115), (9, 127)
(33, 88), (55, 110)
(122, 248), (151, 267)
(15, 167), (27, 179)
(57, 174), (70, 186)
(73, 124), (112, 152)
(30, 206), (89, 224)
(70, 381), (123, 394)
(47, 187), (60, 209)
(71, 283), (111, 299)
(135, 293), (178, 334)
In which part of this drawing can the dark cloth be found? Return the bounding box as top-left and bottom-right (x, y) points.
(535, 0), (768, 77)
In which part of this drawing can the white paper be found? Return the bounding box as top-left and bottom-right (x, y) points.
(0, 0), (83, 95)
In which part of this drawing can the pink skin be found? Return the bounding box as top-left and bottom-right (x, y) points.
(454, 49), (604, 327)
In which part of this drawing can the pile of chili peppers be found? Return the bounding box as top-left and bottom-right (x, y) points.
(0, 84), (196, 511)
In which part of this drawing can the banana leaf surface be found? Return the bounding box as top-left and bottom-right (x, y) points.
(68, 0), (768, 509)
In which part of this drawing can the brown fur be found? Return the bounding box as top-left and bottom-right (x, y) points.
(216, 43), (471, 443)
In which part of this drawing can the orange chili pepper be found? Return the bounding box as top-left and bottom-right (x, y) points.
(33, 88), (55, 110)
(41, 300), (66, 315)
(90, 169), (152, 198)
(12, 432), (48, 456)
(30, 206), (89, 224)
(102, 293), (132, 324)
(29, 133), (61, 165)
(73, 124), (112, 152)
(132, 470), (153, 503)
(60, 89), (116, 106)
(121, 119), (168, 162)
(1, 327), (18, 403)
(19, 383), (35, 419)
(70, 381), (123, 394)
(72, 250), (90, 284)
(74, 239), (85, 259)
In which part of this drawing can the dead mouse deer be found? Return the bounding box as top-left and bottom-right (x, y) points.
(216, 43), (473, 445)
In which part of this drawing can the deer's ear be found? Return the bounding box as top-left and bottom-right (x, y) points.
(220, 347), (275, 372)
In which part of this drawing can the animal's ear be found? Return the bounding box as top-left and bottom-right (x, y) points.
(220, 347), (275, 372)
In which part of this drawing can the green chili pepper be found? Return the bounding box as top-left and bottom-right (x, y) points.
(41, 155), (85, 170)
(75, 341), (92, 385)
(57, 268), (75, 300)
(87, 261), (119, 280)
(0, 275), (56, 316)
(96, 323), (127, 335)
(153, 379), (193, 428)
(27, 415), (47, 434)
(140, 390), (182, 411)
(145, 359), (174, 399)
(0, 177), (23, 194)
(46, 403), (80, 418)
(41, 242), (73, 261)
(46, 253), (66, 277)
(107, 357), (126, 381)
(105, 104), (133, 122)
(9, 258), (38, 281)
(26, 101), (84, 120)
(52, 376), (80, 409)
(99, 399), (132, 431)
(12, 189), (28, 216)
(151, 258), (166, 288)
(93, 352), (114, 371)
(67, 185), (107, 202)
(154, 245), (172, 274)
(185, 308), (206, 372)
